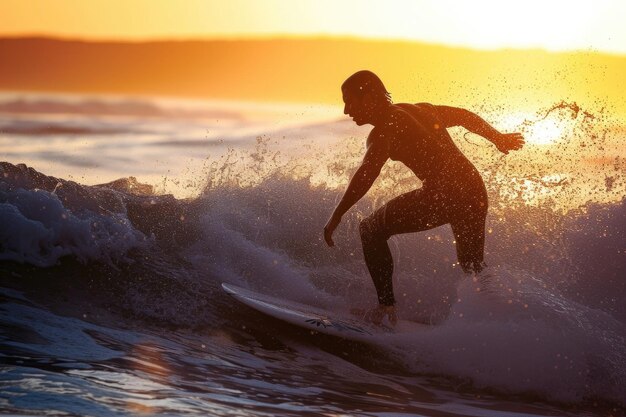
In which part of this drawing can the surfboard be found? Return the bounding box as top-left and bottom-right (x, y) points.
(222, 283), (429, 341)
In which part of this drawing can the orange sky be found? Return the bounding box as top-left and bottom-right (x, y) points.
(2, 0), (626, 54)
(2, 1), (625, 120)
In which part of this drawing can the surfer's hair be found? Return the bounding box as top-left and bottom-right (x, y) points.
(342, 70), (392, 104)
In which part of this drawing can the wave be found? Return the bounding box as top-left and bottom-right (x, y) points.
(0, 96), (245, 120)
(0, 162), (197, 266)
(1, 161), (624, 406)
(0, 119), (132, 135)
(392, 266), (626, 404)
(1, 97), (625, 409)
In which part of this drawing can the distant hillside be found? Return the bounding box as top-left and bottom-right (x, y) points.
(1, 37), (625, 113)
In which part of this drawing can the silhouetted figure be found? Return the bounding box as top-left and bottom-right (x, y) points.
(323, 70), (524, 325)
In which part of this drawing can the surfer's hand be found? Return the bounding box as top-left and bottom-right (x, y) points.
(323, 215), (341, 247)
(494, 132), (525, 154)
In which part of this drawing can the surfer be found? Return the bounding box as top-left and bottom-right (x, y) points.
(323, 70), (524, 325)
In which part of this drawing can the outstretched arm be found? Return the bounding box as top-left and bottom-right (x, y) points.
(324, 133), (388, 247)
(434, 105), (524, 154)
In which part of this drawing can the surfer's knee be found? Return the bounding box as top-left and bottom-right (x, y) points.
(359, 216), (371, 238)
(359, 215), (382, 244)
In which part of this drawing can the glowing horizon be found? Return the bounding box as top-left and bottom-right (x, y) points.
(2, 0), (626, 55)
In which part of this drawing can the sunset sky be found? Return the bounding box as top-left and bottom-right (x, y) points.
(2, 0), (626, 54)
(2, 0), (626, 119)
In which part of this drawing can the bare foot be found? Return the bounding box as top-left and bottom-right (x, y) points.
(353, 305), (397, 326)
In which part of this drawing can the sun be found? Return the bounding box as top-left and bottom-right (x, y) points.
(522, 118), (567, 145)
(500, 113), (567, 146)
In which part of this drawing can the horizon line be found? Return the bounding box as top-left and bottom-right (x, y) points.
(1, 33), (623, 57)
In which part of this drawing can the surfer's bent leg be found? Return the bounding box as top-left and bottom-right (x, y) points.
(360, 189), (448, 306)
(360, 215), (395, 306)
(451, 201), (488, 273)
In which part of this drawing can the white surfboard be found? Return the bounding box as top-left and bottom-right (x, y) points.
(222, 283), (429, 342)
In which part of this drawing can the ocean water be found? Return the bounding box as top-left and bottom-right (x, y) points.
(0, 92), (625, 416)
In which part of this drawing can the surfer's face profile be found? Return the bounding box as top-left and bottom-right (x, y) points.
(342, 88), (376, 126)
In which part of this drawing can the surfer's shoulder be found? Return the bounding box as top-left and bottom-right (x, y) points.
(394, 102), (436, 111)
(366, 110), (401, 145)
(366, 125), (386, 148)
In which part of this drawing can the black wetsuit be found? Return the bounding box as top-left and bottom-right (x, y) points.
(360, 103), (488, 306)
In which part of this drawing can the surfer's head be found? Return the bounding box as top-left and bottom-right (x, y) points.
(342, 70), (392, 126)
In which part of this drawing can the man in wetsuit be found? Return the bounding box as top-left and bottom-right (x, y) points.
(323, 70), (524, 325)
